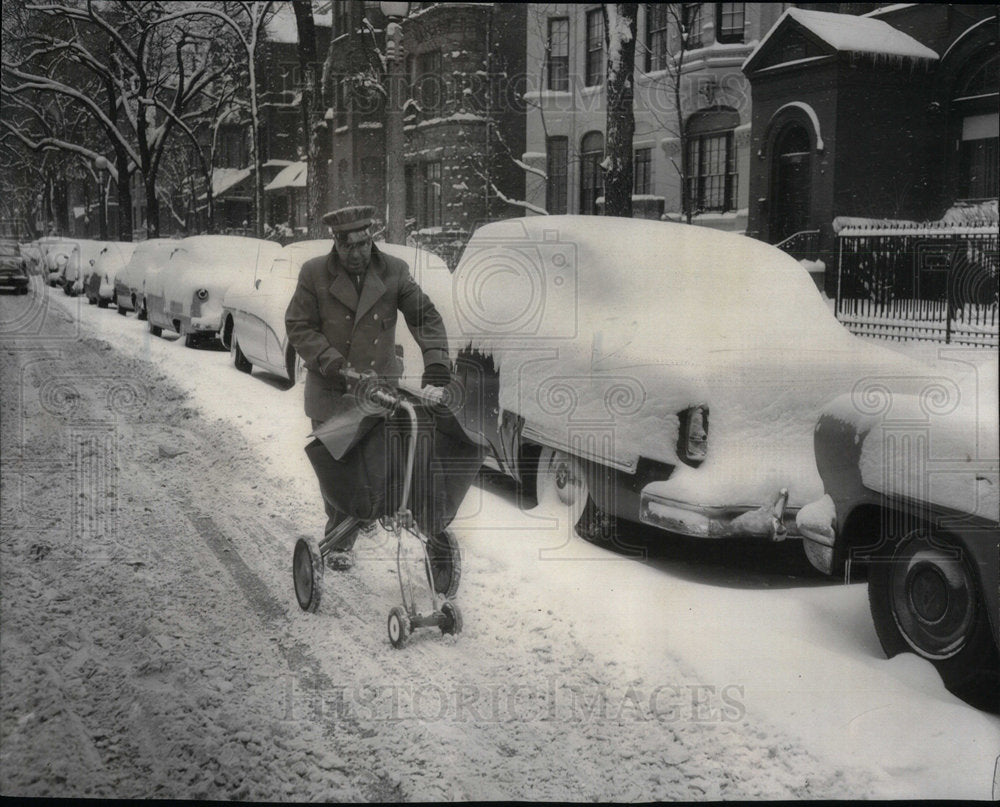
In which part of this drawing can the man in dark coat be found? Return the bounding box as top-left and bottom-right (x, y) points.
(286, 205), (451, 568)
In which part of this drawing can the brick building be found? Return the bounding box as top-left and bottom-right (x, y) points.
(744, 4), (998, 260)
(325, 1), (526, 263)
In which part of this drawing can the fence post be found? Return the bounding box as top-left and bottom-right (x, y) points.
(836, 234), (843, 317)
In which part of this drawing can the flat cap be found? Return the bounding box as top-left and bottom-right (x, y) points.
(322, 205), (376, 233)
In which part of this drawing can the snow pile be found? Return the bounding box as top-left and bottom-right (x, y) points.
(264, 162), (307, 191)
(454, 216), (935, 507)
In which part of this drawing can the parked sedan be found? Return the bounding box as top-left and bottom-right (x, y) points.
(42, 238), (78, 286)
(146, 235), (281, 346)
(797, 358), (998, 705)
(220, 240), (453, 386)
(62, 239), (108, 296)
(114, 238), (178, 317)
(0, 240), (29, 294)
(86, 242), (136, 307)
(449, 216), (938, 549)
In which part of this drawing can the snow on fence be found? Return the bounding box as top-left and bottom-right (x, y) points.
(835, 222), (998, 347)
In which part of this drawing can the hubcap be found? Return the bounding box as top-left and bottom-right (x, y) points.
(889, 532), (975, 659)
(389, 615), (400, 641)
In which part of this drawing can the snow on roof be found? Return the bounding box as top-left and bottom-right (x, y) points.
(745, 7), (938, 70)
(265, 161), (307, 192)
(265, 4), (332, 44)
(212, 167), (253, 197)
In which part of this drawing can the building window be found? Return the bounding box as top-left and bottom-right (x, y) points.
(685, 108), (739, 213)
(546, 136), (568, 214)
(416, 50), (442, 113)
(715, 3), (745, 44)
(547, 17), (569, 92)
(634, 147), (652, 195)
(422, 161), (442, 227)
(645, 4), (668, 72)
(585, 8), (604, 87)
(955, 54), (999, 200)
(580, 131), (604, 215)
(682, 3), (703, 49)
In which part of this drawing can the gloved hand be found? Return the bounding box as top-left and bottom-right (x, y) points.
(421, 362), (451, 388)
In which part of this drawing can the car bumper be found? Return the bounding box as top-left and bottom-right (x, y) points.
(639, 488), (797, 540)
(0, 278), (29, 292)
(187, 314), (222, 333)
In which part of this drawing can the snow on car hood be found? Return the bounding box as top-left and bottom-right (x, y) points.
(159, 236), (281, 299)
(824, 355), (999, 520)
(455, 216), (936, 507)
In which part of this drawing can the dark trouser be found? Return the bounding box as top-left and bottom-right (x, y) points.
(311, 418), (361, 551)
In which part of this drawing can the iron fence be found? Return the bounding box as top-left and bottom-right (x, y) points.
(835, 223), (998, 347)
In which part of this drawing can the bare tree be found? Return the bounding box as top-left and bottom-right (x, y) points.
(602, 3), (637, 218)
(2, 1), (237, 239)
(292, 0), (330, 237)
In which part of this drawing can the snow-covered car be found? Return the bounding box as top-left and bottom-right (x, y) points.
(796, 358), (999, 703)
(220, 240), (455, 387)
(0, 240), (29, 294)
(450, 216), (937, 549)
(146, 235), (281, 346)
(62, 239), (108, 296)
(41, 238), (78, 286)
(114, 238), (178, 318)
(85, 242), (136, 308)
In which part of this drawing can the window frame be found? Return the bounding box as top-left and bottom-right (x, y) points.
(685, 124), (737, 214)
(585, 8), (605, 87)
(547, 17), (570, 92)
(633, 147), (653, 195)
(715, 3), (745, 45)
(580, 131), (605, 215)
(546, 136), (569, 214)
(421, 161), (442, 228)
(681, 3), (703, 49)
(645, 3), (668, 72)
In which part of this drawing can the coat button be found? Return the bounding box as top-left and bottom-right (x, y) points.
(373, 338), (378, 345)
(373, 313), (379, 320)
(346, 314), (352, 320)
(369, 360), (375, 367)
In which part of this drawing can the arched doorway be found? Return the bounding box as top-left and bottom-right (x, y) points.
(770, 124), (812, 243)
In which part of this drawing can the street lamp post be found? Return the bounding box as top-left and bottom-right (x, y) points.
(381, 2), (410, 245)
(94, 156), (109, 240)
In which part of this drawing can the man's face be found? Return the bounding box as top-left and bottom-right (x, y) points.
(334, 228), (372, 273)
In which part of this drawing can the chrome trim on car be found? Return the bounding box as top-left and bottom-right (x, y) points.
(640, 489), (798, 540)
(521, 423), (639, 473)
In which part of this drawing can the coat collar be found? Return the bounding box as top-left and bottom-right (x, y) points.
(326, 243), (388, 319)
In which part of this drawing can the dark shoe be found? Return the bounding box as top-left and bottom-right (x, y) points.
(325, 549), (355, 571)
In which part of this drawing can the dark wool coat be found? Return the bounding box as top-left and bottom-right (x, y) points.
(285, 243), (450, 422)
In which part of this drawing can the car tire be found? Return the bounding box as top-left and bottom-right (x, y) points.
(117, 304), (127, 316)
(136, 298), (147, 321)
(869, 529), (999, 710)
(231, 334), (252, 374)
(98, 299), (109, 309)
(184, 333), (199, 348)
(148, 319), (162, 337)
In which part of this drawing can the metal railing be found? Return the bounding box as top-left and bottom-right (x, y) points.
(835, 222), (998, 347)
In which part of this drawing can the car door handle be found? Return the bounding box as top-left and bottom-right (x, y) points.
(255, 278), (261, 289)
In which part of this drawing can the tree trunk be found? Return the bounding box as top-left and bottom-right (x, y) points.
(145, 177), (159, 239)
(603, 4), (637, 218)
(114, 152), (133, 241)
(292, 0), (329, 237)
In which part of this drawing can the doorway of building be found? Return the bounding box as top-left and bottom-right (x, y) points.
(770, 124), (812, 243)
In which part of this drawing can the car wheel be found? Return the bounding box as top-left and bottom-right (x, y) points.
(136, 298), (147, 321)
(148, 319), (162, 337)
(231, 334), (252, 374)
(117, 304), (127, 316)
(536, 447), (589, 520)
(98, 299), (109, 309)
(869, 529), (999, 708)
(184, 333), (200, 348)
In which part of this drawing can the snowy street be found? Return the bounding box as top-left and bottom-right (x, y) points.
(1, 284), (998, 800)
